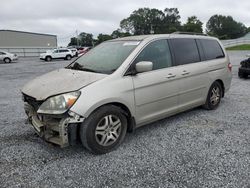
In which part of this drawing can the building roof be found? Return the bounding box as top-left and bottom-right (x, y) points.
(0, 29), (57, 37)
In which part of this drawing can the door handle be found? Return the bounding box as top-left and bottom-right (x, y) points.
(181, 70), (190, 75)
(166, 73), (176, 79)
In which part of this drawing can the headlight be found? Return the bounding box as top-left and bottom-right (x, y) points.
(37, 91), (80, 114)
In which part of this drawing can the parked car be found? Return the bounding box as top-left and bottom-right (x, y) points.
(40, 49), (74, 61)
(77, 47), (91, 56)
(238, 54), (250, 78)
(0, 51), (18, 63)
(68, 47), (78, 57)
(22, 33), (232, 154)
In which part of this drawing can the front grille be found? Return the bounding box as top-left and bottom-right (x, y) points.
(23, 94), (43, 111)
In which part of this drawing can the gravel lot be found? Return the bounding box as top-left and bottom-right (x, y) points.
(0, 51), (250, 187)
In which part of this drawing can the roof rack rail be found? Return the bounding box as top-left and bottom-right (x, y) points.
(172, 31), (208, 36)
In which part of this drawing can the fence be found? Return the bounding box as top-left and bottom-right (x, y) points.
(221, 39), (250, 48)
(0, 47), (54, 57)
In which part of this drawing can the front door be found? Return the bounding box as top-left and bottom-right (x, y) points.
(131, 39), (180, 125)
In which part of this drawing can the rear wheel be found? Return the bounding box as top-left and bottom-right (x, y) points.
(203, 81), (222, 110)
(4, 58), (11, 63)
(80, 105), (127, 154)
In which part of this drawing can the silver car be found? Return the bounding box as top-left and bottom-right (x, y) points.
(22, 34), (232, 154)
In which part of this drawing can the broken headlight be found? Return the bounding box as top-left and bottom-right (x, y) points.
(37, 91), (80, 114)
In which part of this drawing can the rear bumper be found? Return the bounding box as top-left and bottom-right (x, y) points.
(24, 102), (84, 147)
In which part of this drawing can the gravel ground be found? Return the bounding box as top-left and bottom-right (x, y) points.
(0, 52), (250, 187)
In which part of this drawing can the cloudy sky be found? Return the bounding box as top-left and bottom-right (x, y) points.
(1, 0), (249, 46)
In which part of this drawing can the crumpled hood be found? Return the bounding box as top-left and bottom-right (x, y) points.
(22, 68), (107, 100)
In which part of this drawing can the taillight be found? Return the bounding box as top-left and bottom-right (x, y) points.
(228, 63), (232, 72)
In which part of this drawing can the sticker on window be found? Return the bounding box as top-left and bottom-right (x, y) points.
(123, 42), (140, 46)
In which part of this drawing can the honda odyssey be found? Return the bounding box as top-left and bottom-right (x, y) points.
(22, 33), (232, 154)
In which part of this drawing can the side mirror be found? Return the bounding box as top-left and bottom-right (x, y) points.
(135, 61), (153, 73)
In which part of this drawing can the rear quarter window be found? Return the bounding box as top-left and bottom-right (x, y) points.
(171, 38), (200, 65)
(200, 39), (225, 60)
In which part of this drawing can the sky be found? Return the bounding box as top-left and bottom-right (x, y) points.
(1, 0), (249, 46)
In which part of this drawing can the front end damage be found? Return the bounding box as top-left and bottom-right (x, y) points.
(23, 94), (84, 147)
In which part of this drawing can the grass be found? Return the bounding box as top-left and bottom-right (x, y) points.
(226, 44), (250, 50)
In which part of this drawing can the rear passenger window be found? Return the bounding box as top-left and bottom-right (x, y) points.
(134, 40), (172, 70)
(171, 39), (200, 65)
(201, 39), (225, 60)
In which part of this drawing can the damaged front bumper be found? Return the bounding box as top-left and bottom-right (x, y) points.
(24, 102), (84, 147)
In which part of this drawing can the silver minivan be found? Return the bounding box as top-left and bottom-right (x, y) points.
(22, 34), (232, 154)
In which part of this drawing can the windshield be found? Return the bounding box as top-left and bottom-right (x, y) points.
(68, 41), (140, 74)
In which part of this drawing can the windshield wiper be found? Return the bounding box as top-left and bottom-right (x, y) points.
(67, 62), (99, 73)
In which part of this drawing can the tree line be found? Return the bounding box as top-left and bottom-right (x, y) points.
(68, 7), (249, 47)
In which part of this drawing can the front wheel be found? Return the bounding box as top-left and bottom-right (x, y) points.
(4, 58), (11, 63)
(203, 81), (222, 110)
(80, 105), (127, 154)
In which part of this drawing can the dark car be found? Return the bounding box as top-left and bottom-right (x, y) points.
(238, 55), (250, 78)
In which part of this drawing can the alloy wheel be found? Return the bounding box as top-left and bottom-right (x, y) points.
(210, 86), (221, 105)
(95, 115), (122, 146)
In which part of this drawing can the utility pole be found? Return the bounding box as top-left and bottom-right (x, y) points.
(76, 30), (79, 47)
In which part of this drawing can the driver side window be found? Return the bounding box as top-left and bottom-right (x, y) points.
(134, 40), (172, 70)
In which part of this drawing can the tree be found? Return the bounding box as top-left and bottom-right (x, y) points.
(162, 8), (181, 33)
(96, 33), (113, 45)
(79, 32), (94, 46)
(120, 8), (163, 35)
(111, 29), (131, 38)
(68, 37), (78, 46)
(182, 16), (203, 33)
(120, 8), (181, 35)
(206, 15), (247, 39)
(68, 32), (94, 47)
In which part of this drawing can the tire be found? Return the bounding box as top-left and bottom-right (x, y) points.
(80, 105), (127, 154)
(45, 56), (52, 62)
(66, 55), (72, 60)
(4, 58), (11, 63)
(203, 81), (223, 110)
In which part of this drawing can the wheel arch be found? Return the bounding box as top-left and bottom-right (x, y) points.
(3, 57), (11, 62)
(84, 101), (135, 133)
(45, 55), (52, 60)
(215, 79), (225, 97)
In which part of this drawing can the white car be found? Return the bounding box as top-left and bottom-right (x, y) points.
(68, 48), (78, 57)
(40, 49), (74, 61)
(0, 51), (18, 63)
